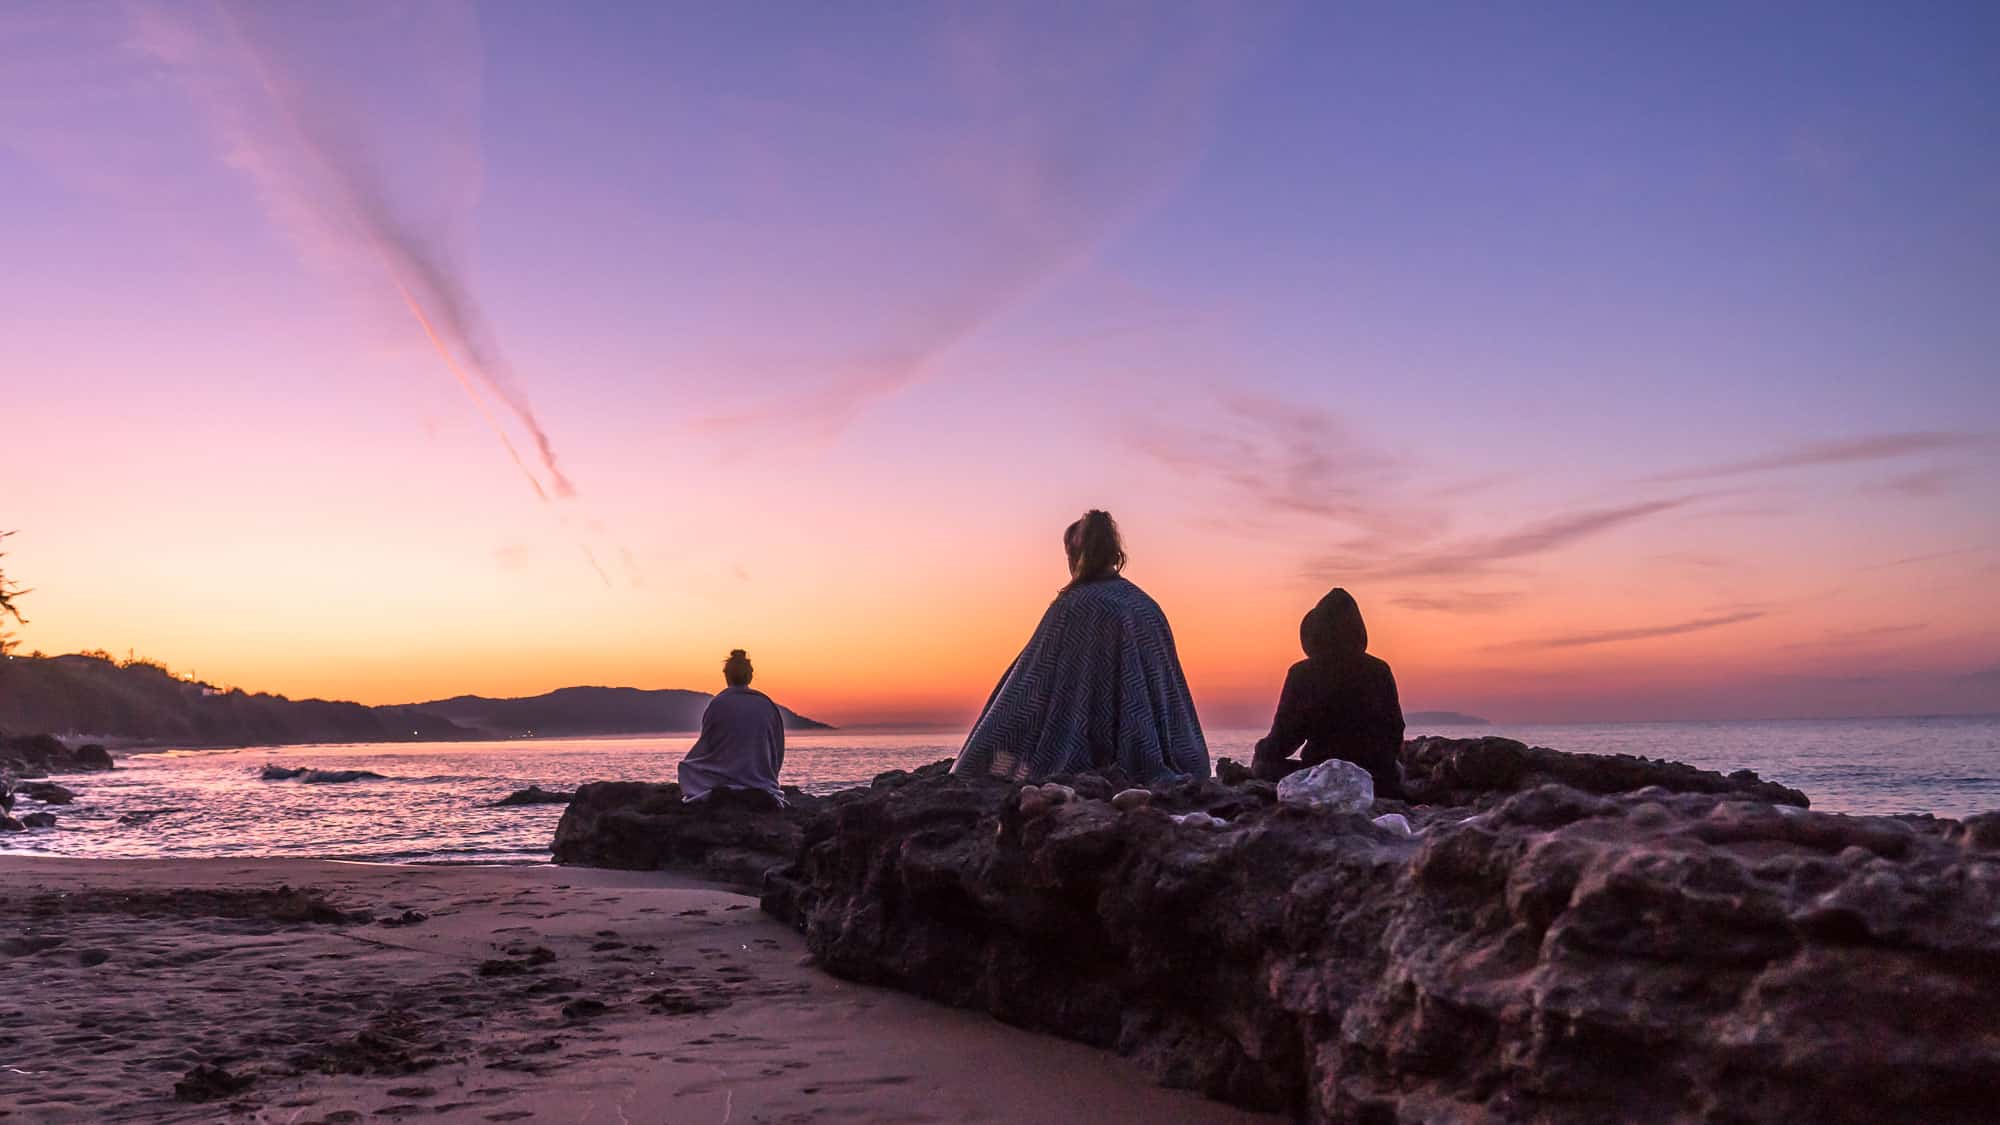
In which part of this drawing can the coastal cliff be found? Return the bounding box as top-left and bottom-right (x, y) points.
(0, 653), (830, 747)
(556, 738), (1999, 1122)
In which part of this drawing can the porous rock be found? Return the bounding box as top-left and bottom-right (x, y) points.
(760, 746), (1997, 1122)
(490, 785), (575, 807)
(548, 736), (1992, 1120)
(0, 732), (113, 776)
(550, 779), (841, 890)
(1401, 734), (1810, 808)
(19, 781), (74, 804)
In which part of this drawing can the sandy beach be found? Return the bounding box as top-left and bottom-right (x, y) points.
(0, 856), (1272, 1123)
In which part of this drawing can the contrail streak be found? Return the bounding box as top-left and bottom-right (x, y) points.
(578, 544), (612, 588)
(389, 271), (549, 501)
(209, 0), (573, 502)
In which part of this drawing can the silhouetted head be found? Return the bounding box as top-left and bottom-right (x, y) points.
(722, 649), (754, 687)
(1301, 588), (1368, 659)
(1063, 510), (1126, 589)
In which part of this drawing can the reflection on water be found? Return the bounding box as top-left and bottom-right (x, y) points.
(4, 718), (1995, 864)
(6, 733), (961, 865)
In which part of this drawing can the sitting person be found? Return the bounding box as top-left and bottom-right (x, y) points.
(677, 649), (786, 803)
(1252, 588), (1407, 799)
(953, 510), (1210, 784)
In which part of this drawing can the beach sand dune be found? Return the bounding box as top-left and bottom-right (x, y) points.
(0, 857), (1270, 1123)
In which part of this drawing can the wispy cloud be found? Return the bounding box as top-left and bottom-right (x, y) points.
(1653, 551), (1737, 571)
(1130, 391), (1430, 540)
(1485, 609), (1767, 652)
(688, 5), (1254, 442)
(1389, 591), (1525, 615)
(1859, 544), (1996, 571)
(1779, 623), (1929, 650)
(130, 1), (575, 501)
(1312, 496), (1703, 582)
(1954, 664), (2000, 688)
(1645, 432), (1984, 483)
(1870, 465), (1966, 498)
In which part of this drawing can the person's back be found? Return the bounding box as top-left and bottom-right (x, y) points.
(678, 650), (786, 803)
(953, 510), (1209, 784)
(1253, 589), (1407, 798)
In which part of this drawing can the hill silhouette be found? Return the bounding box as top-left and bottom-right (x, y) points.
(1404, 710), (1490, 726)
(417, 686), (830, 737)
(0, 653), (829, 747)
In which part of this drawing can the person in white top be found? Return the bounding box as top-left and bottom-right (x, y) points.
(677, 649), (786, 804)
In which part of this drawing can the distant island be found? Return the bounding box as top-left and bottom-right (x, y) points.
(1404, 710), (1491, 726)
(0, 652), (831, 749)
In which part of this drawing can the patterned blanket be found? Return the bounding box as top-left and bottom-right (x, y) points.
(953, 576), (1210, 784)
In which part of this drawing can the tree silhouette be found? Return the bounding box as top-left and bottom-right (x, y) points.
(0, 530), (28, 656)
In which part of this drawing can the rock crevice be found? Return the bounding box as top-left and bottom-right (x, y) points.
(556, 738), (2000, 1122)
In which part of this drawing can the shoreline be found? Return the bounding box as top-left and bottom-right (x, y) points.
(0, 855), (1271, 1123)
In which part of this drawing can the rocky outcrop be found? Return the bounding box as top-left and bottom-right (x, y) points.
(17, 781), (74, 805)
(757, 745), (1997, 1123)
(551, 783), (834, 889)
(490, 785), (574, 807)
(259, 765), (385, 784)
(1401, 734), (1810, 808)
(1, 732), (114, 777)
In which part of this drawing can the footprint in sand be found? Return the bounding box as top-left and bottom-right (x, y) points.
(802, 1076), (916, 1096)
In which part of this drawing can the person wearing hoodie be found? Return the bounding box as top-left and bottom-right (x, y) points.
(1251, 588), (1408, 799)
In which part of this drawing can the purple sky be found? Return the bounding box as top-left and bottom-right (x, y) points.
(4, 2), (1996, 723)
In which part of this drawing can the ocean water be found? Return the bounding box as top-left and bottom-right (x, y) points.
(4, 717), (1996, 864)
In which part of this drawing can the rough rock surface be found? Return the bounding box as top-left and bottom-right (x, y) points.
(1402, 734), (1809, 808)
(259, 765), (386, 784)
(18, 781), (75, 805)
(551, 783), (833, 889)
(755, 742), (1997, 1122)
(490, 785), (575, 807)
(0, 731), (114, 777)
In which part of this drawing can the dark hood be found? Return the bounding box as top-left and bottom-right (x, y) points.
(1300, 588), (1368, 659)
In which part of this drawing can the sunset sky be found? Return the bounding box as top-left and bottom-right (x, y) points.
(5, 2), (1997, 726)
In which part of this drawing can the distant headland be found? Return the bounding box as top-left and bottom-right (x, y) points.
(0, 652), (831, 749)
(1403, 710), (1490, 726)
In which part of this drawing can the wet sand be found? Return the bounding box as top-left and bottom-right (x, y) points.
(0, 856), (1272, 1123)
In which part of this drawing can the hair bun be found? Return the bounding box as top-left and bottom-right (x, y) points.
(728, 649), (748, 660)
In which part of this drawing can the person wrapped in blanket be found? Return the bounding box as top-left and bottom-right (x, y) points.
(952, 510), (1210, 785)
(677, 649), (787, 806)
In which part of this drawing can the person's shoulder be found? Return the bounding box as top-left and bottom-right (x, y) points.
(1087, 575), (1161, 611)
(1361, 653), (1396, 678)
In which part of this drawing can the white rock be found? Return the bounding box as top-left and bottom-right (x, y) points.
(1110, 788), (1153, 812)
(1276, 759), (1375, 815)
(1170, 811), (1225, 829)
(1371, 812), (1413, 836)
